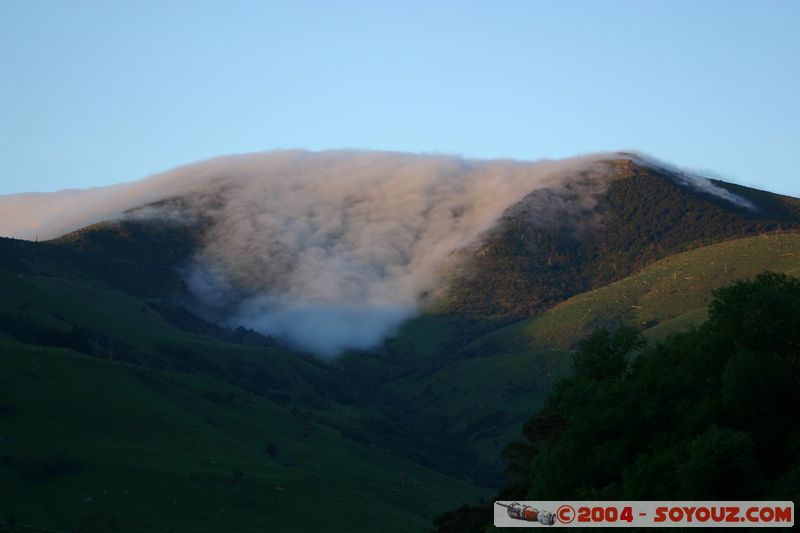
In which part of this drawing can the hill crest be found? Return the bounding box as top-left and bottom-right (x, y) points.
(2, 150), (798, 354)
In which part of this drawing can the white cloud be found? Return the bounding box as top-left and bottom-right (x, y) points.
(2, 149), (741, 355)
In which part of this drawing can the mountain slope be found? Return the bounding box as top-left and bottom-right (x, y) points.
(0, 340), (483, 532)
(0, 229), (496, 531)
(434, 273), (800, 532)
(0, 235), (500, 489)
(11, 155), (799, 348)
(0, 219), (199, 299)
(0, 241), (334, 404)
(382, 231), (800, 466)
(442, 158), (800, 318)
(501, 231), (800, 349)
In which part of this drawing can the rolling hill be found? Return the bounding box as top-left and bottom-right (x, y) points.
(0, 246), (487, 531)
(472, 231), (800, 352)
(0, 340), (483, 532)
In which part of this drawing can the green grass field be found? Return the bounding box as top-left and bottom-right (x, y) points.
(0, 340), (484, 532)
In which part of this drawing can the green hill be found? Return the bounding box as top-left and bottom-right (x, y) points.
(0, 260), (335, 405)
(434, 273), (800, 532)
(0, 340), (482, 532)
(0, 239), (491, 531)
(507, 232), (800, 349)
(382, 232), (800, 467)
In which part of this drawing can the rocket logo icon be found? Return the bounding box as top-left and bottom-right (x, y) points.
(495, 502), (556, 525)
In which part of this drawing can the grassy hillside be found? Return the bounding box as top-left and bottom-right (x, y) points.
(485, 232), (800, 350)
(380, 232), (800, 468)
(0, 264), (336, 405)
(0, 340), (483, 532)
(434, 273), (800, 531)
(384, 349), (570, 465)
(0, 239), (494, 531)
(0, 220), (198, 299)
(0, 252), (505, 487)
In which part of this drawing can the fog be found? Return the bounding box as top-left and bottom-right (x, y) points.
(0, 150), (752, 355)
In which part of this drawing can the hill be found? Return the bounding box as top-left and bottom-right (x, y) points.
(480, 231), (800, 351)
(442, 158), (800, 318)
(0, 234), (506, 488)
(0, 235), (490, 530)
(376, 232), (800, 467)
(0, 340), (482, 532)
(434, 273), (800, 531)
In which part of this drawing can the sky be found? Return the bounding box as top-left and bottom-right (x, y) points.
(1, 0), (798, 196)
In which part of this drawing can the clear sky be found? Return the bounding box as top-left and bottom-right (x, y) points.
(1, 0), (798, 196)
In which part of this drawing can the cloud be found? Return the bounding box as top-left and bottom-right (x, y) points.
(625, 151), (756, 210)
(0, 149), (745, 356)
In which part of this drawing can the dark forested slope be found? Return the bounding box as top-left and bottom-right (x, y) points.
(444, 158), (800, 317)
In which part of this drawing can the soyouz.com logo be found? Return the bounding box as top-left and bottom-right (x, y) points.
(493, 501), (794, 527)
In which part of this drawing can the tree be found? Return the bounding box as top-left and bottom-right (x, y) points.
(572, 326), (644, 381)
(708, 272), (800, 378)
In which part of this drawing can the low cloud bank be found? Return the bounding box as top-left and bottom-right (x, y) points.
(0, 150), (752, 355)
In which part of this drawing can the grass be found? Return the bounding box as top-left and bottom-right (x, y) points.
(0, 263), (490, 531)
(0, 266), (329, 402)
(392, 232), (800, 465)
(385, 348), (571, 465)
(386, 314), (459, 356)
(0, 341), (485, 532)
(493, 232), (800, 349)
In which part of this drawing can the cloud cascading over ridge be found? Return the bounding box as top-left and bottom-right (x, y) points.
(0, 150), (751, 355)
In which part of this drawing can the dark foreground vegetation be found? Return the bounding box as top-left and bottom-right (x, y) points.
(434, 272), (800, 531)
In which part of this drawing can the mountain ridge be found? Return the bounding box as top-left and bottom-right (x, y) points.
(4, 153), (799, 354)
(441, 157), (800, 318)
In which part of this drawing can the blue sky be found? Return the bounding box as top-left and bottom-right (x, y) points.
(1, 0), (798, 195)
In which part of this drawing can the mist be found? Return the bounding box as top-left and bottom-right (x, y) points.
(0, 150), (752, 356)
(628, 152), (756, 210)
